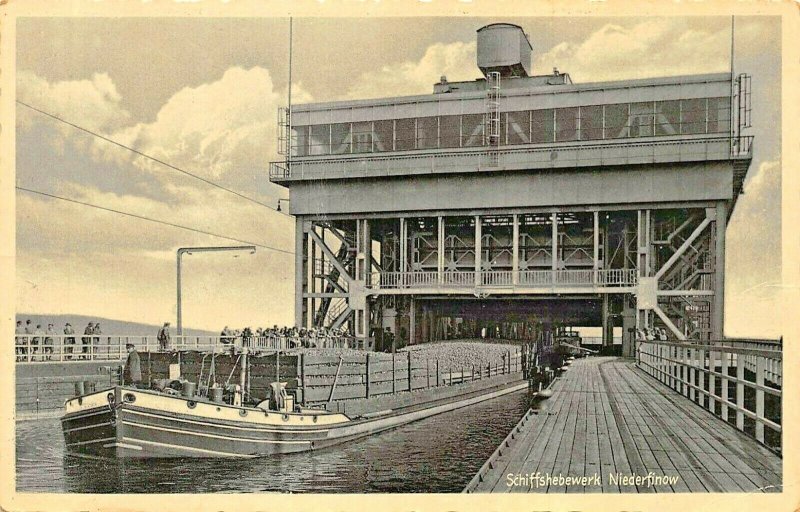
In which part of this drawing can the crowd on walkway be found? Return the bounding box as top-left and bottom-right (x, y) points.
(219, 324), (353, 349)
(15, 319), (110, 361)
(15, 318), (359, 361)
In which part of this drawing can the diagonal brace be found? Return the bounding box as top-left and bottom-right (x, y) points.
(310, 229), (354, 283)
(655, 216), (712, 280)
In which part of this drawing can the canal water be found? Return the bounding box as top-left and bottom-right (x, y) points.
(16, 389), (532, 493)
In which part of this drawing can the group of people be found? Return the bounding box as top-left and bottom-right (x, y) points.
(636, 327), (669, 341)
(219, 324), (353, 349)
(15, 319), (106, 361)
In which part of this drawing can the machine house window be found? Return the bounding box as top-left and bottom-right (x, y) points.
(531, 109), (555, 143)
(330, 123), (351, 154)
(555, 107), (579, 142)
(291, 96), (730, 157)
(395, 118), (416, 151)
(506, 111), (531, 144)
(579, 105), (603, 141)
(440, 115), (461, 148)
(416, 117), (439, 149)
(352, 122), (373, 153)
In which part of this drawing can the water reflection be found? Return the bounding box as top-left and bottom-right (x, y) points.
(18, 389), (533, 493)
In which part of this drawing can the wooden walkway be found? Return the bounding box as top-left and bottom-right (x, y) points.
(468, 357), (782, 493)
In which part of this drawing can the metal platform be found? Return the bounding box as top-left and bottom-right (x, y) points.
(465, 357), (782, 493)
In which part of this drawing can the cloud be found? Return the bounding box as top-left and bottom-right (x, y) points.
(17, 70), (131, 133)
(345, 41), (478, 100)
(18, 67), (310, 192)
(535, 19), (731, 82)
(97, 66), (280, 181)
(724, 159), (782, 337)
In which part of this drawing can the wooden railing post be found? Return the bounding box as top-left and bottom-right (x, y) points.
(426, 359), (431, 388)
(708, 351), (716, 413)
(407, 351), (412, 392)
(392, 352), (396, 394)
(721, 351), (729, 422)
(736, 353), (745, 430)
(756, 356), (765, 443)
(365, 353), (371, 399)
(688, 348), (696, 402)
(697, 349), (705, 407)
(436, 359), (440, 387)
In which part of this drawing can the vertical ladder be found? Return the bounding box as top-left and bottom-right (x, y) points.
(731, 73), (752, 156)
(484, 72), (501, 166)
(277, 107), (290, 156)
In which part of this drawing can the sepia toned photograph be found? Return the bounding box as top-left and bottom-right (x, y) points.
(2, 3), (796, 509)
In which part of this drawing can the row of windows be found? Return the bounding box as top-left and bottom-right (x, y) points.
(290, 98), (731, 157)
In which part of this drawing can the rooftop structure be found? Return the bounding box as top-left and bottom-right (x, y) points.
(270, 23), (754, 352)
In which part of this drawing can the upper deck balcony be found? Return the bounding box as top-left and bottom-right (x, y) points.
(269, 73), (753, 184)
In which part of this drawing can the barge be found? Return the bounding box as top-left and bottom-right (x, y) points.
(62, 345), (529, 458)
(61, 378), (527, 458)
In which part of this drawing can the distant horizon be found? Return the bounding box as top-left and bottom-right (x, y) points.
(14, 312), (218, 336)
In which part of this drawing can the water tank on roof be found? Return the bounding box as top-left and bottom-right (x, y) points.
(477, 23), (532, 78)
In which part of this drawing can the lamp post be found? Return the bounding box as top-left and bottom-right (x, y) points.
(177, 246), (256, 336)
(277, 198), (290, 212)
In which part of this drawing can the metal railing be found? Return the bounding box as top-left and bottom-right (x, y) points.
(480, 270), (513, 286)
(14, 334), (362, 363)
(731, 135), (754, 157)
(269, 136), (747, 181)
(370, 268), (637, 290)
(636, 340), (782, 449)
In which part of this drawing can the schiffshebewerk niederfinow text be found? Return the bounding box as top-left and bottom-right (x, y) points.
(506, 471), (680, 489)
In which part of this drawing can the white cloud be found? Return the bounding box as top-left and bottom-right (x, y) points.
(535, 19), (730, 82)
(345, 41), (478, 100)
(103, 66), (280, 180)
(17, 70), (131, 133)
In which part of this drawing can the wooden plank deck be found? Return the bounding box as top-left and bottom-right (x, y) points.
(468, 357), (782, 493)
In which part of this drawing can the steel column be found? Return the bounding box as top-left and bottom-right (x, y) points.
(474, 215), (482, 287)
(437, 216), (444, 284)
(400, 218), (407, 274)
(551, 213), (558, 271)
(512, 213), (519, 285)
(295, 217), (306, 328)
(593, 210), (599, 284)
(712, 201), (727, 339)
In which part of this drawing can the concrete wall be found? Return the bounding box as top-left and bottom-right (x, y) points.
(291, 162), (733, 216)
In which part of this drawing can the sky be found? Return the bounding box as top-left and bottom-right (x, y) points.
(14, 16), (782, 336)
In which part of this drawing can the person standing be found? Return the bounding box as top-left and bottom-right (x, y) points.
(15, 321), (24, 361)
(157, 322), (171, 351)
(21, 320), (33, 360)
(123, 343), (143, 388)
(83, 322), (94, 360)
(64, 323), (75, 360)
(93, 323), (103, 358)
(45, 323), (56, 360)
(32, 324), (44, 361)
